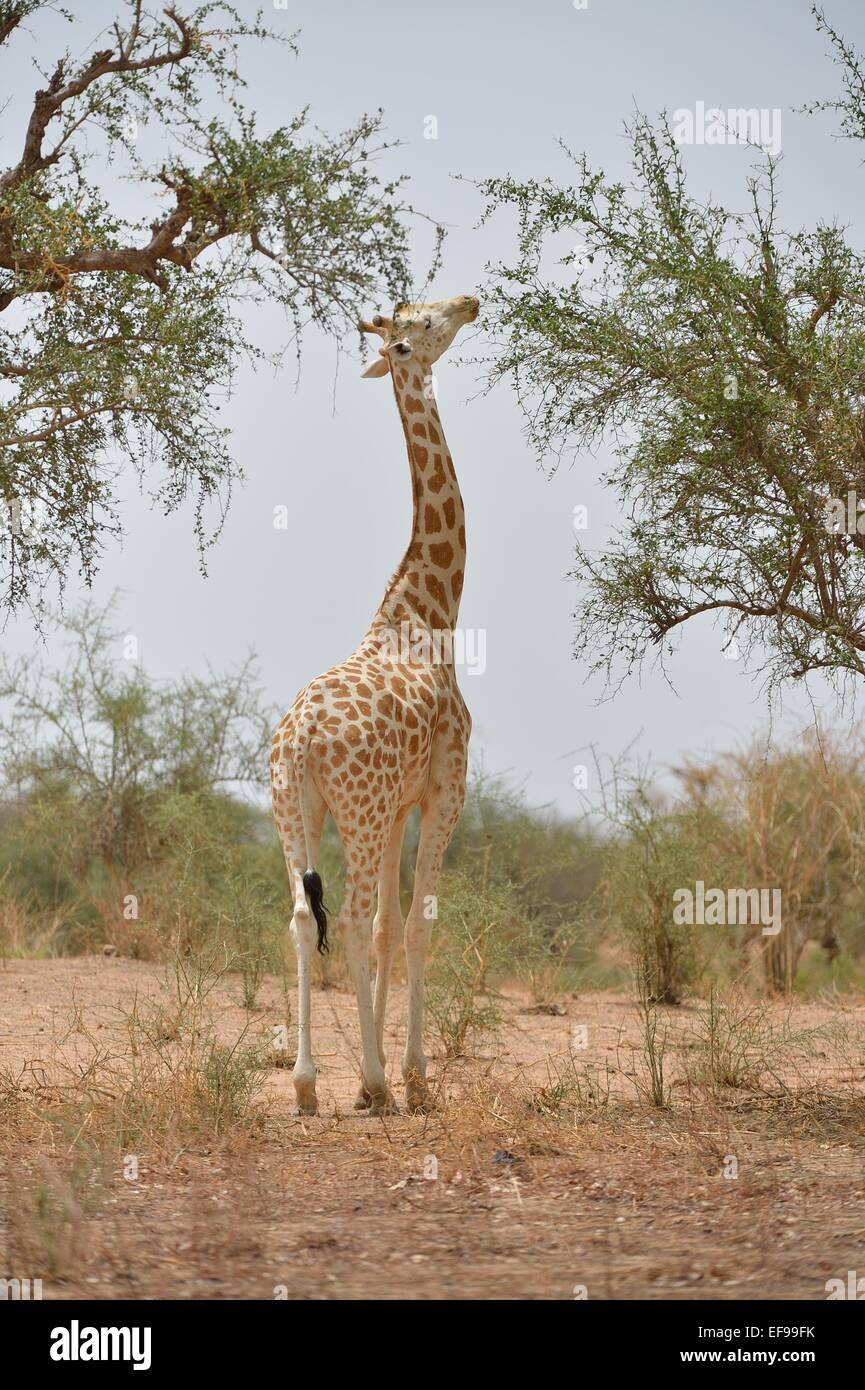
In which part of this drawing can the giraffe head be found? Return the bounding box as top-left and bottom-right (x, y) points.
(359, 294), (479, 379)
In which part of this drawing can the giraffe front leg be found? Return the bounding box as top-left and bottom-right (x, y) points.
(352, 897), (391, 1110)
(354, 911), (402, 1109)
(353, 896), (398, 1111)
(403, 792), (461, 1113)
(403, 899), (434, 1113)
(342, 871), (399, 1116)
(354, 813), (408, 1108)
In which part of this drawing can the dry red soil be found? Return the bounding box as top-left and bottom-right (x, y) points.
(1, 956), (864, 1300)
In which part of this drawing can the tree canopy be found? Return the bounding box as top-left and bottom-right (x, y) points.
(0, 2), (430, 613)
(480, 5), (865, 694)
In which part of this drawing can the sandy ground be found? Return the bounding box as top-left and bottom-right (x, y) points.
(1, 955), (864, 1300)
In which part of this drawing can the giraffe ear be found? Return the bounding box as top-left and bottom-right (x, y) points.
(361, 357), (390, 379)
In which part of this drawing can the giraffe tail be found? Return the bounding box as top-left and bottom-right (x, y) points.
(302, 869), (329, 956)
(290, 713), (329, 955)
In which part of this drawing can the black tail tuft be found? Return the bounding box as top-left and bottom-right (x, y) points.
(303, 869), (329, 955)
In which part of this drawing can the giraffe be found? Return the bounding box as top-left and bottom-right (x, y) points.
(271, 293), (479, 1116)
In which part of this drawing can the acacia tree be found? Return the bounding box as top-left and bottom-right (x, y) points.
(479, 7), (865, 693)
(0, 2), (429, 612)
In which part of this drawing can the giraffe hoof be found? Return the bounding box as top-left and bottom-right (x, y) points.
(357, 1091), (400, 1117)
(293, 1082), (319, 1116)
(404, 1067), (432, 1113)
(406, 1093), (435, 1115)
(405, 1086), (434, 1114)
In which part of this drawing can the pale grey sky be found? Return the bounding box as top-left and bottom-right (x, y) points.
(3, 0), (864, 811)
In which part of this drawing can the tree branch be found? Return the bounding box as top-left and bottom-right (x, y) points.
(0, 6), (194, 193)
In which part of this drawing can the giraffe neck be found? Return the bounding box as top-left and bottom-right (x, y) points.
(370, 359), (466, 638)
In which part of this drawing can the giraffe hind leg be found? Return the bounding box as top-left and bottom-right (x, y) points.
(274, 776), (326, 1115)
